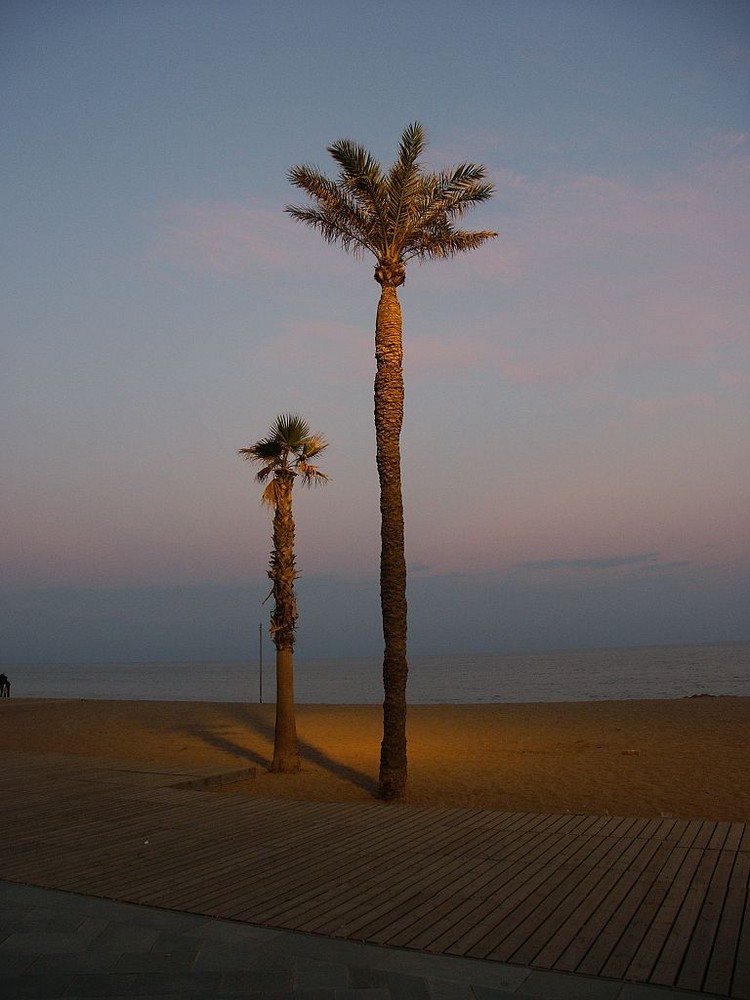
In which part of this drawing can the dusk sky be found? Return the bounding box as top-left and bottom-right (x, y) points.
(2, 0), (749, 664)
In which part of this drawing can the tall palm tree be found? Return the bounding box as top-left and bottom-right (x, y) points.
(239, 413), (329, 773)
(287, 123), (497, 800)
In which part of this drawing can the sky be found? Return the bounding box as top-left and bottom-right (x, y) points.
(2, 0), (749, 664)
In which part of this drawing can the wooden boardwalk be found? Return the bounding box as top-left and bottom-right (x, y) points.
(1, 752), (747, 998)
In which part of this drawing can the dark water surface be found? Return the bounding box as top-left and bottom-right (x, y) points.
(4, 642), (748, 704)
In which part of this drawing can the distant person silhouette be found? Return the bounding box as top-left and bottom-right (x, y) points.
(0, 673), (9, 698)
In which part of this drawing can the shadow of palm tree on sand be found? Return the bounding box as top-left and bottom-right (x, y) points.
(179, 704), (378, 798)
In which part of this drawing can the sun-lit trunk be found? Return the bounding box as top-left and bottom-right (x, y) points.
(374, 281), (408, 801)
(269, 469), (300, 773)
(272, 646), (298, 772)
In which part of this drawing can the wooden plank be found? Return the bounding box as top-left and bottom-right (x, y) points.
(532, 824), (657, 969)
(486, 832), (632, 964)
(648, 843), (722, 986)
(255, 809), (542, 929)
(675, 818), (709, 849)
(677, 845), (740, 993)
(723, 822), (747, 854)
(411, 829), (585, 952)
(288, 863), (453, 936)
(440, 828), (606, 957)
(570, 838), (683, 977)
(220, 811), (538, 931)
(579, 816), (711, 980)
(709, 822), (734, 851)
(1, 751), (746, 999)
(729, 851), (750, 1000)
(328, 816), (554, 943)
(196, 803), (444, 920)
(254, 822), (469, 928)
(347, 815), (554, 944)
(141, 813), (364, 904)
(605, 845), (704, 981)
(504, 825), (648, 966)
(468, 828), (639, 963)
(318, 820), (612, 942)
(106, 797), (386, 903)
(276, 809), (534, 930)
(637, 816), (676, 842)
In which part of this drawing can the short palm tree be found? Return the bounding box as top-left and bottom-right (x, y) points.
(287, 123), (496, 800)
(239, 413), (329, 772)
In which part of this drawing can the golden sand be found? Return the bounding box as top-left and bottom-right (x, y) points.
(1, 697), (748, 821)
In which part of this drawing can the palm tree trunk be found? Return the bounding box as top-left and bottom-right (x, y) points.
(374, 283), (408, 801)
(269, 469), (300, 773)
(272, 646), (299, 772)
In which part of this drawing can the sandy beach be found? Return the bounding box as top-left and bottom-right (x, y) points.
(1, 696), (748, 821)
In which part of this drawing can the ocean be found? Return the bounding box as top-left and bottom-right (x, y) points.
(2, 641), (748, 704)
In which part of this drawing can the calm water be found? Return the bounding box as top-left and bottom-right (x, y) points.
(3, 642), (748, 704)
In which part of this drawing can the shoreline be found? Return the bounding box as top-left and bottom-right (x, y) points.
(2, 696), (748, 822)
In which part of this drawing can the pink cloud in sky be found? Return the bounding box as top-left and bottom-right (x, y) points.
(404, 334), (600, 386)
(150, 199), (354, 279)
(490, 161), (749, 266)
(150, 202), (295, 275)
(149, 140), (749, 290)
(432, 154), (749, 383)
(150, 147), (748, 392)
(260, 319), (544, 386)
(406, 336), (494, 378)
(430, 158), (747, 298)
(704, 130), (749, 152)
(408, 469), (749, 581)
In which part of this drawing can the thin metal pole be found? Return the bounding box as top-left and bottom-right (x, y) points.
(258, 622), (263, 704)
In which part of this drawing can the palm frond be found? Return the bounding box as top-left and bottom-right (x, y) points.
(286, 204), (372, 256)
(328, 138), (383, 189)
(395, 122), (427, 169)
(254, 464), (276, 484)
(413, 166), (495, 230)
(286, 165), (376, 255)
(287, 164), (366, 220)
(239, 438), (282, 461)
(297, 463), (330, 486)
(328, 139), (390, 250)
(407, 226), (498, 261)
(240, 413), (329, 503)
(260, 478), (279, 508)
(287, 124), (498, 276)
(385, 125), (427, 255)
(271, 412), (311, 448)
(300, 432), (328, 458)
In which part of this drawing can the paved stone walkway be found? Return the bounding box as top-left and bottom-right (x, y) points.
(0, 880), (724, 999)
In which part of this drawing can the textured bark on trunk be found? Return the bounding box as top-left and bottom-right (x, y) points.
(269, 470), (300, 773)
(272, 646), (299, 772)
(374, 283), (408, 801)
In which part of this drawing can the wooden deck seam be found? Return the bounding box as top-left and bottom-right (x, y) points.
(1, 752), (746, 999)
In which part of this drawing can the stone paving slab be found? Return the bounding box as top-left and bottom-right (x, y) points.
(0, 881), (722, 1000)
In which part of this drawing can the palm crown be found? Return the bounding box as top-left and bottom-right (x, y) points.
(286, 122), (497, 286)
(239, 413), (329, 506)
